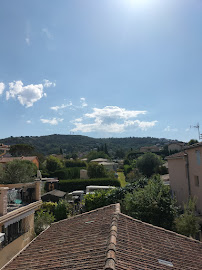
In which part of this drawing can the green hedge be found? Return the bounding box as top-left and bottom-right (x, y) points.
(50, 167), (85, 180)
(65, 160), (87, 168)
(59, 178), (121, 193)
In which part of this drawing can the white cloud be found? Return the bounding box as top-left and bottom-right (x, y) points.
(71, 106), (157, 133)
(164, 126), (178, 132)
(85, 106), (146, 121)
(40, 118), (64, 125)
(80, 97), (88, 107)
(25, 21), (31, 46)
(26, 120), (31, 124)
(6, 81), (45, 107)
(25, 37), (30, 45)
(50, 101), (72, 111)
(0, 82), (5, 95)
(74, 118), (83, 122)
(42, 28), (53, 39)
(71, 119), (157, 133)
(43, 79), (56, 88)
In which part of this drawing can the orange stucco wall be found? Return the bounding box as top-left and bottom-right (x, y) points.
(32, 157), (39, 169)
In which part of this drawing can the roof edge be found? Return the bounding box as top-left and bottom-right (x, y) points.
(104, 203), (120, 270)
(119, 212), (202, 244)
(0, 225), (50, 270)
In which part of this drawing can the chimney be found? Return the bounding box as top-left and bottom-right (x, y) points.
(0, 187), (9, 216)
(35, 181), (41, 201)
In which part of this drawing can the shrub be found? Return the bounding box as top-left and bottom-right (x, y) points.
(34, 209), (55, 235)
(124, 165), (132, 176)
(85, 190), (111, 211)
(59, 178), (121, 193)
(175, 198), (199, 238)
(84, 178), (148, 211)
(42, 201), (57, 214)
(54, 199), (70, 221)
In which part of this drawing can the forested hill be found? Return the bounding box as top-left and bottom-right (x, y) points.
(0, 134), (172, 155)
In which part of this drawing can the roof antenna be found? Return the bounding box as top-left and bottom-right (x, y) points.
(190, 123), (202, 140)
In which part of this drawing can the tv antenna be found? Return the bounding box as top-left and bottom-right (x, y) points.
(190, 123), (202, 140)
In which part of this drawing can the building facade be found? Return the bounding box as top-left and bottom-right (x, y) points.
(167, 143), (202, 214)
(0, 181), (41, 268)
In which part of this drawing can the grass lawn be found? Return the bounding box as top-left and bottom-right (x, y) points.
(118, 172), (127, 187)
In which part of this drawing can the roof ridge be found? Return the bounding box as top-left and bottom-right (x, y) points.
(119, 212), (202, 244)
(104, 203), (120, 270)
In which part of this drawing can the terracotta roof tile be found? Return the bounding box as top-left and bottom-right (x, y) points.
(2, 204), (202, 270)
(166, 151), (186, 159)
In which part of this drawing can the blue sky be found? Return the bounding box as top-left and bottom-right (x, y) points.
(0, 0), (202, 141)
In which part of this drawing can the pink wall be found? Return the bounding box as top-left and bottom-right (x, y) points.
(168, 145), (202, 214)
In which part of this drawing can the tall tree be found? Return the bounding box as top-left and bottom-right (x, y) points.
(188, 139), (198, 145)
(46, 156), (63, 172)
(136, 152), (163, 177)
(3, 160), (37, 183)
(9, 144), (35, 157)
(123, 176), (177, 230)
(87, 162), (107, 178)
(104, 143), (109, 155)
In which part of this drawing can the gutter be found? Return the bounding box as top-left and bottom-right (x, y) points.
(184, 150), (191, 197)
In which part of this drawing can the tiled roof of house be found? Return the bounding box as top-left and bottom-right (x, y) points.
(2, 204), (202, 270)
(0, 156), (38, 163)
(166, 151), (187, 160)
(166, 142), (202, 160)
(42, 189), (66, 198)
(184, 142), (202, 150)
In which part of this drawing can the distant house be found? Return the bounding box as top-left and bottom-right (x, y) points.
(98, 161), (117, 171)
(41, 189), (66, 203)
(2, 204), (202, 270)
(168, 142), (184, 153)
(80, 169), (89, 179)
(0, 156), (39, 169)
(167, 142), (202, 214)
(90, 158), (109, 163)
(0, 181), (41, 268)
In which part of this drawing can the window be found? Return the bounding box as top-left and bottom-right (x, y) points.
(3, 219), (23, 245)
(194, 175), (199, 187)
(196, 150), (201, 165)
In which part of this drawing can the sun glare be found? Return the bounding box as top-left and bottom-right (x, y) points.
(123, 0), (156, 9)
